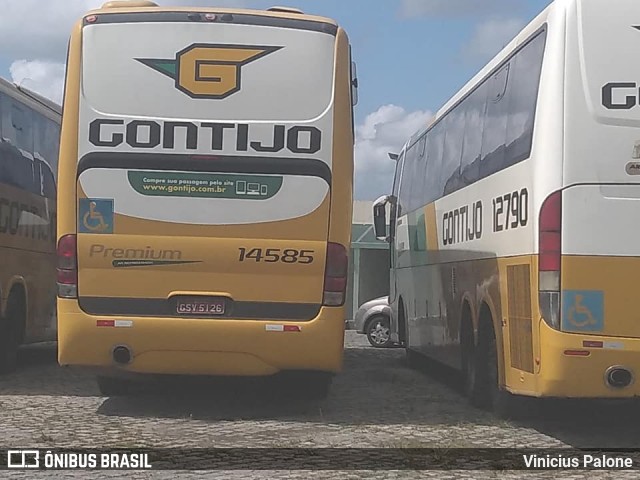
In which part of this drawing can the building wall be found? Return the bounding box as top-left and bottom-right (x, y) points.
(345, 247), (390, 321)
(357, 249), (389, 305)
(345, 201), (391, 322)
(345, 252), (354, 320)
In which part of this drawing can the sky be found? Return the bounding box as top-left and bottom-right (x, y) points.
(0, 0), (553, 200)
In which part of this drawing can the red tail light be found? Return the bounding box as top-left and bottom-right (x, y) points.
(538, 191), (562, 330)
(57, 234), (78, 298)
(323, 242), (348, 306)
(56, 269), (77, 285)
(539, 191), (562, 272)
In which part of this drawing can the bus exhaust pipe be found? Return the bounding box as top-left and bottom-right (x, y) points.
(605, 366), (633, 389)
(112, 346), (132, 365)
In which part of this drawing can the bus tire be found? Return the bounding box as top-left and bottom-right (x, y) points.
(405, 348), (421, 369)
(398, 301), (420, 368)
(461, 317), (482, 406)
(296, 372), (333, 400)
(0, 290), (24, 374)
(97, 376), (133, 396)
(479, 325), (522, 419)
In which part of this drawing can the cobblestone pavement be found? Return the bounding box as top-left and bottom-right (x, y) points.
(0, 331), (638, 479)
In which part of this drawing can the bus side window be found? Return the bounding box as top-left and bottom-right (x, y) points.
(43, 164), (56, 199)
(391, 152), (405, 237)
(441, 108), (465, 196)
(460, 81), (489, 186)
(405, 141), (423, 214)
(479, 64), (510, 179)
(397, 149), (412, 218)
(33, 113), (60, 197)
(425, 121), (445, 206)
(350, 46), (358, 107)
(0, 92), (6, 186)
(48, 120), (61, 181)
(412, 136), (427, 207)
(9, 102), (36, 193)
(505, 32), (546, 165)
(34, 114), (45, 196)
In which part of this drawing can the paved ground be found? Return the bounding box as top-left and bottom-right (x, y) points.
(0, 331), (638, 479)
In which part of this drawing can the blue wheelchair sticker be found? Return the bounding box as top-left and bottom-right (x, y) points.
(561, 290), (604, 333)
(78, 198), (114, 234)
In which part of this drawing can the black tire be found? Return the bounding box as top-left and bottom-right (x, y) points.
(486, 334), (524, 419)
(461, 338), (483, 407)
(295, 372), (333, 400)
(96, 376), (134, 396)
(365, 315), (393, 348)
(476, 328), (523, 419)
(397, 302), (420, 368)
(0, 292), (24, 374)
(405, 348), (422, 369)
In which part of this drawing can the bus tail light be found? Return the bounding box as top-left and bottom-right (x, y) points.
(323, 242), (348, 306)
(57, 234), (78, 299)
(538, 191), (561, 330)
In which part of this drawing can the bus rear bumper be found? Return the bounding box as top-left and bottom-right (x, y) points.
(537, 322), (640, 398)
(57, 300), (345, 377)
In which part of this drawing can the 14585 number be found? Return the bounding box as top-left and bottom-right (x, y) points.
(238, 248), (315, 264)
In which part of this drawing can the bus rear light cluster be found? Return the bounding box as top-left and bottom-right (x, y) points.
(323, 242), (348, 306)
(539, 191), (561, 330)
(57, 234), (78, 299)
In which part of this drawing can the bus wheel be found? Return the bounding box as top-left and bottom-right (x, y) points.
(289, 372), (332, 400)
(482, 329), (521, 419)
(405, 348), (421, 369)
(461, 336), (481, 406)
(96, 376), (133, 396)
(0, 292), (24, 374)
(398, 303), (420, 368)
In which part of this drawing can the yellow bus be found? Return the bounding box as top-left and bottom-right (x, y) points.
(57, 1), (357, 397)
(0, 78), (60, 373)
(374, 0), (640, 416)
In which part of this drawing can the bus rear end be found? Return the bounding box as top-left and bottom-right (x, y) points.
(57, 4), (354, 392)
(539, 0), (640, 398)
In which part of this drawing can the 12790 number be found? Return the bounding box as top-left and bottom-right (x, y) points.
(492, 188), (528, 232)
(238, 248), (315, 264)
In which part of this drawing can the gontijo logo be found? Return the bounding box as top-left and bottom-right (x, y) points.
(137, 44), (282, 99)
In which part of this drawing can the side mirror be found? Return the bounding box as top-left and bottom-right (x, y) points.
(373, 195), (390, 242)
(351, 61), (359, 106)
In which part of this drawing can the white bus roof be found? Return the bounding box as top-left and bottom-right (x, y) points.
(0, 76), (62, 116)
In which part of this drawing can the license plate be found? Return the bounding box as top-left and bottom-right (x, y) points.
(176, 299), (225, 316)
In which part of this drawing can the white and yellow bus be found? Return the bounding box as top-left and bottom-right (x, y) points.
(57, 1), (357, 397)
(0, 78), (60, 373)
(374, 0), (640, 415)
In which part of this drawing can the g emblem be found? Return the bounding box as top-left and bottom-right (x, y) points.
(138, 44), (282, 99)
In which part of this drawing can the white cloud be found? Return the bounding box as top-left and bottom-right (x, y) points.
(0, 1), (104, 61)
(399, 0), (524, 19)
(0, 0), (249, 62)
(9, 60), (66, 104)
(355, 105), (432, 201)
(0, 0), (255, 103)
(462, 17), (526, 59)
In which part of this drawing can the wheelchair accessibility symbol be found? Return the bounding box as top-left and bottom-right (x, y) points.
(561, 290), (604, 333)
(78, 198), (114, 234)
